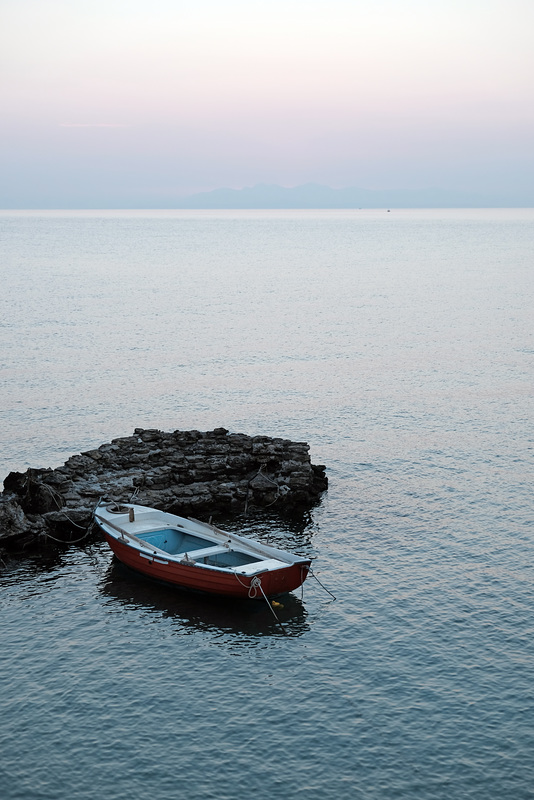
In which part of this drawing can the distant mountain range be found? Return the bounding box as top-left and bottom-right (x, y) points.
(173, 183), (526, 209)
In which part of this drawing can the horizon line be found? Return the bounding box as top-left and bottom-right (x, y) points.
(1, 206), (533, 212)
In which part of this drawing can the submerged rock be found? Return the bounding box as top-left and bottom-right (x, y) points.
(0, 427), (328, 552)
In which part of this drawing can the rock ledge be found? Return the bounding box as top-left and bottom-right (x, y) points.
(1, 428), (327, 551)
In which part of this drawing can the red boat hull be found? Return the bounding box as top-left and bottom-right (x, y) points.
(104, 532), (310, 599)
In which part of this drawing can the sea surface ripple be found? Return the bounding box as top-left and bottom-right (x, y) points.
(1, 209), (533, 800)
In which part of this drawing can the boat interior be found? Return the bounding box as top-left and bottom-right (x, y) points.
(140, 528), (264, 568)
(99, 507), (290, 572)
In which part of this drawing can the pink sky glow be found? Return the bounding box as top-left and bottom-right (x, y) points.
(1, 0), (533, 206)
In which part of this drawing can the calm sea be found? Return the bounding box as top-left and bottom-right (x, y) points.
(1, 209), (533, 800)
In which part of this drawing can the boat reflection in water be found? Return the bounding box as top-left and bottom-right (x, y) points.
(99, 557), (310, 638)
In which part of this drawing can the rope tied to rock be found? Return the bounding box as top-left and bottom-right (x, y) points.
(39, 527), (93, 545)
(244, 467), (282, 516)
(37, 482), (89, 530)
(254, 468), (279, 488)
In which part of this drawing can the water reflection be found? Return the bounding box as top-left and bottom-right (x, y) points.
(0, 548), (70, 584)
(99, 558), (310, 638)
(207, 508), (318, 557)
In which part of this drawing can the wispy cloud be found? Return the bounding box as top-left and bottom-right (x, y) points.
(59, 123), (128, 128)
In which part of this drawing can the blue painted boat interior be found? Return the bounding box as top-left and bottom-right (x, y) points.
(140, 528), (214, 554)
(139, 528), (263, 566)
(200, 551), (262, 568)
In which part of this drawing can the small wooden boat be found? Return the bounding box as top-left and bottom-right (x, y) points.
(94, 502), (311, 599)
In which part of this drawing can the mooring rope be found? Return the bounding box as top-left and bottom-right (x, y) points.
(308, 568), (337, 600)
(36, 481), (63, 509)
(234, 571), (260, 597)
(234, 573), (286, 631)
(244, 468), (281, 515)
(255, 469), (279, 488)
(37, 482), (89, 530)
(38, 527), (93, 545)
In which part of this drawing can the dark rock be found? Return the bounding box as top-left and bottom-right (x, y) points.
(0, 495), (47, 548)
(249, 472), (279, 492)
(1, 427), (328, 552)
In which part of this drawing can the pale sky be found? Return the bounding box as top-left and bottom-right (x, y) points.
(1, 0), (533, 207)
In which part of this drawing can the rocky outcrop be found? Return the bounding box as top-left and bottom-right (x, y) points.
(0, 427), (327, 551)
